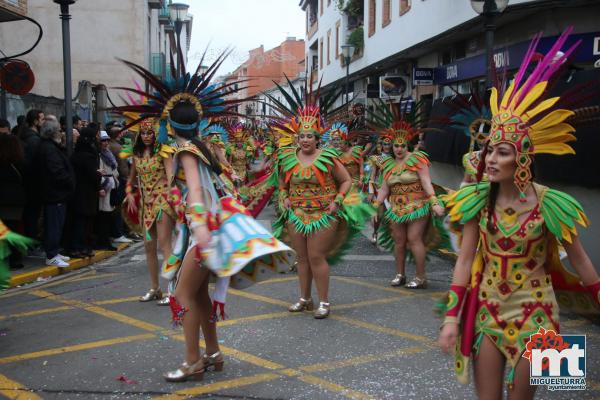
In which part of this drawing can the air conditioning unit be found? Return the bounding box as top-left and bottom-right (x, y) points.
(379, 75), (412, 100)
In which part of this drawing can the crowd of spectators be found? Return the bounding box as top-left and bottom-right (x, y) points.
(0, 110), (137, 270)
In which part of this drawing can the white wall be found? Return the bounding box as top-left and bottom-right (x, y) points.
(0, 0), (155, 102)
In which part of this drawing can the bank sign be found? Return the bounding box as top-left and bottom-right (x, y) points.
(413, 68), (434, 85)
(435, 31), (600, 84)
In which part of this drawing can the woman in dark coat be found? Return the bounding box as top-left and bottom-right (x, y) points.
(0, 134), (27, 269)
(68, 126), (101, 257)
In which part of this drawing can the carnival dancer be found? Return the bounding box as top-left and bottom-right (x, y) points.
(0, 219), (35, 291)
(367, 135), (393, 244)
(227, 123), (252, 184)
(438, 29), (600, 398)
(111, 52), (295, 382)
(322, 122), (365, 188)
(270, 102), (373, 318)
(121, 120), (177, 304)
(370, 101), (447, 288)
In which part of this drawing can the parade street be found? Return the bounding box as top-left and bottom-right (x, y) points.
(1, 213), (599, 399)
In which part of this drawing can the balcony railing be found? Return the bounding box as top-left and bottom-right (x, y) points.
(307, 20), (318, 40)
(151, 53), (166, 78)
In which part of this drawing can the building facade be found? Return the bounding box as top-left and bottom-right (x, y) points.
(0, 0), (192, 124)
(301, 0), (600, 264)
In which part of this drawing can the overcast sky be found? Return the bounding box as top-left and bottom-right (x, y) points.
(185, 0), (305, 75)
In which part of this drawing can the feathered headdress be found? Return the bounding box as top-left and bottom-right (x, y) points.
(227, 122), (249, 143)
(478, 28), (581, 199)
(322, 122), (348, 144)
(367, 99), (428, 146)
(443, 91), (492, 153)
(110, 48), (248, 143)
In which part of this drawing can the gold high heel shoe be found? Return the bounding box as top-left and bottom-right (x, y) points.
(314, 302), (330, 319)
(405, 277), (427, 289)
(288, 297), (314, 312)
(139, 288), (163, 302)
(163, 360), (205, 382)
(390, 274), (406, 286)
(202, 351), (224, 372)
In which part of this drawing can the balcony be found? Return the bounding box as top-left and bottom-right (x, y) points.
(147, 0), (164, 10)
(159, 3), (171, 24)
(151, 53), (166, 78)
(307, 20), (318, 40)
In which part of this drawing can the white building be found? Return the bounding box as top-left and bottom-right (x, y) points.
(0, 0), (193, 124)
(301, 0), (600, 265)
(255, 72), (307, 119)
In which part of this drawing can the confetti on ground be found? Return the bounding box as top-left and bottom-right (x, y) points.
(116, 375), (138, 384)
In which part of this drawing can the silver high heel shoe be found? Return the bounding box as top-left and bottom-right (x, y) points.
(139, 288), (163, 302)
(313, 302), (330, 319)
(288, 297), (314, 312)
(163, 360), (205, 382)
(156, 295), (170, 306)
(202, 351), (224, 372)
(405, 277), (428, 289)
(390, 274), (406, 287)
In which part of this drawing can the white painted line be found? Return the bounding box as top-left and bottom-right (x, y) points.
(342, 255), (395, 261)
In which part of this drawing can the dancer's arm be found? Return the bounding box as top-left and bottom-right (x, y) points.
(438, 219), (479, 354)
(180, 152), (211, 249)
(563, 236), (599, 285)
(329, 161), (351, 214)
(374, 180), (389, 207)
(163, 155), (174, 182)
(417, 165), (444, 217)
(125, 159), (138, 213)
(278, 174), (291, 210)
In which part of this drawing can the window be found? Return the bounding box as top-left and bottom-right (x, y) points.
(320, 0), (324, 15)
(399, 0), (411, 16)
(319, 37), (323, 69)
(327, 29), (331, 65)
(383, 0), (391, 27)
(335, 20), (340, 59)
(368, 0), (376, 37)
(327, 0), (331, 5)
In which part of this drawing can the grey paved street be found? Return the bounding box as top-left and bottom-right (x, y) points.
(1, 210), (600, 399)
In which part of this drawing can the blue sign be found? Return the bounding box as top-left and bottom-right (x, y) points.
(435, 31), (600, 85)
(413, 68), (434, 85)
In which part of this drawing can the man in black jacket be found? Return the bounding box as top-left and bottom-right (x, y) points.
(19, 109), (44, 239)
(37, 115), (75, 267)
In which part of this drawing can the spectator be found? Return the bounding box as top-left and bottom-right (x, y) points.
(11, 115), (24, 136)
(37, 115), (75, 267)
(19, 109), (44, 240)
(0, 133), (27, 269)
(96, 131), (119, 251)
(107, 125), (131, 245)
(67, 126), (101, 258)
(0, 119), (10, 135)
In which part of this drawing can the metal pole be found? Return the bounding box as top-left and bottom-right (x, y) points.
(60, 4), (73, 155)
(175, 20), (182, 80)
(484, 13), (495, 89)
(345, 57), (350, 103)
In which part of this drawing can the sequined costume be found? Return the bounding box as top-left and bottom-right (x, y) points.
(442, 29), (600, 386)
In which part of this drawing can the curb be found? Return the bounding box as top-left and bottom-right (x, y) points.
(9, 243), (132, 288)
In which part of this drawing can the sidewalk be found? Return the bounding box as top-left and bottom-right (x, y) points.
(9, 243), (133, 288)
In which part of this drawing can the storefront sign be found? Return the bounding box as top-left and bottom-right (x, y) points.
(435, 31), (600, 85)
(413, 68), (434, 85)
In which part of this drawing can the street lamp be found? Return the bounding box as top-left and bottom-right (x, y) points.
(169, 2), (189, 80)
(53, 0), (77, 155)
(341, 44), (356, 103)
(470, 0), (509, 89)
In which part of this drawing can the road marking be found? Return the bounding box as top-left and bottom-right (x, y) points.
(256, 276), (297, 285)
(342, 255), (395, 261)
(93, 296), (140, 305)
(0, 373), (42, 400)
(335, 296), (402, 310)
(0, 334), (155, 365)
(218, 311), (291, 327)
(153, 373), (281, 399)
(227, 288), (289, 307)
(66, 272), (122, 283)
(0, 306), (74, 321)
(30, 290), (163, 332)
(300, 346), (425, 373)
(330, 315), (436, 347)
(332, 276), (414, 296)
(297, 375), (375, 400)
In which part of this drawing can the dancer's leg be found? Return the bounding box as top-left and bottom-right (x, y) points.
(196, 273), (220, 356)
(288, 223), (311, 299)
(473, 335), (506, 400)
(144, 225), (159, 290)
(507, 356), (537, 400)
(173, 250), (210, 364)
(306, 220), (339, 303)
(390, 222), (407, 275)
(406, 217), (428, 279)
